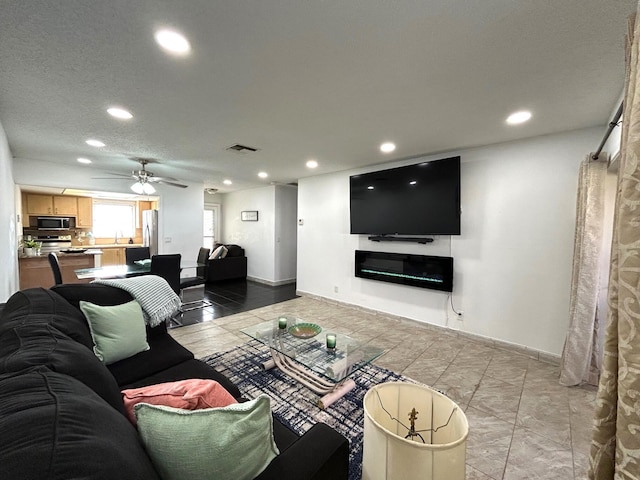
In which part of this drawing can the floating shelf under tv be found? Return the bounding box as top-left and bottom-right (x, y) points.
(367, 235), (434, 244)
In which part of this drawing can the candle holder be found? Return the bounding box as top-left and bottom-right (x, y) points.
(326, 333), (337, 352)
(278, 317), (288, 330)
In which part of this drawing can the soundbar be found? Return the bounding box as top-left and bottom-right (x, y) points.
(367, 236), (434, 244)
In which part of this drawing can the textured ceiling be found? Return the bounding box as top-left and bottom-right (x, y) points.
(0, 0), (635, 193)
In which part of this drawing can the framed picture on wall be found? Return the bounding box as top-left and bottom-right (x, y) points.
(241, 210), (259, 221)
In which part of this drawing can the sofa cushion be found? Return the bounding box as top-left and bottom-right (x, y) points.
(0, 288), (94, 348)
(107, 333), (195, 386)
(226, 244), (245, 257)
(135, 395), (279, 480)
(80, 300), (150, 365)
(0, 322), (125, 413)
(209, 245), (225, 260)
(51, 283), (167, 339)
(51, 283), (134, 309)
(122, 378), (237, 424)
(119, 357), (242, 399)
(0, 367), (160, 480)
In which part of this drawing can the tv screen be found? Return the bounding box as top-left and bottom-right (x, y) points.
(349, 156), (461, 235)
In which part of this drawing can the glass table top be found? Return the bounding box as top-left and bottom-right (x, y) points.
(240, 315), (384, 382)
(74, 260), (202, 279)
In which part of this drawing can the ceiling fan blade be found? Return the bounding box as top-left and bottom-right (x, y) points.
(156, 179), (188, 188)
(146, 173), (179, 181)
(94, 172), (136, 178)
(92, 176), (131, 180)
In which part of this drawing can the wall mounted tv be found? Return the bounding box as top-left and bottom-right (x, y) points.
(350, 156), (461, 236)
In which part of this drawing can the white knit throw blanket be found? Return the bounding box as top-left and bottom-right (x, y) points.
(92, 275), (181, 327)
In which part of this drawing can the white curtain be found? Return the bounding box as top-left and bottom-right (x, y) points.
(559, 155), (608, 386)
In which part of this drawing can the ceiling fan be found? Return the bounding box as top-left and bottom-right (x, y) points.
(94, 158), (188, 194)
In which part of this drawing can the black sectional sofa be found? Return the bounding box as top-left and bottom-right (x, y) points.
(206, 243), (248, 283)
(0, 285), (348, 480)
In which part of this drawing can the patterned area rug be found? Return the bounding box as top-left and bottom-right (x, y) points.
(201, 341), (417, 480)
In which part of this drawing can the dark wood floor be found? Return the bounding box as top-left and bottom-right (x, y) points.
(175, 279), (298, 328)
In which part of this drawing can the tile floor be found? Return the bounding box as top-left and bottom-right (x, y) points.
(171, 282), (596, 480)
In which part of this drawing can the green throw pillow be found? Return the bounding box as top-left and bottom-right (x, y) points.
(79, 300), (150, 365)
(135, 395), (279, 480)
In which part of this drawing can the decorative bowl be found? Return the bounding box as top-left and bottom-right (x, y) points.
(288, 323), (322, 338)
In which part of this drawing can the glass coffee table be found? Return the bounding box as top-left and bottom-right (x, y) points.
(241, 315), (384, 408)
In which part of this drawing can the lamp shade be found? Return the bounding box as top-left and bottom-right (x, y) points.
(362, 382), (468, 480)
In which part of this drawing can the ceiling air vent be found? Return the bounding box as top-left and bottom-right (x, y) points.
(226, 144), (258, 153)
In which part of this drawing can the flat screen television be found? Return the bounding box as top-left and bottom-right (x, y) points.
(350, 156), (461, 235)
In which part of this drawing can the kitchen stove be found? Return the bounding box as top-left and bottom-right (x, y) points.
(32, 234), (72, 253)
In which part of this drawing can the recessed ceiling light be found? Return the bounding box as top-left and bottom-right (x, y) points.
(306, 160), (318, 169)
(380, 142), (396, 153)
(155, 29), (191, 55)
(506, 110), (532, 125)
(409, 180), (417, 185)
(223, 179), (232, 185)
(367, 185), (374, 190)
(85, 139), (105, 148)
(77, 157), (92, 164)
(258, 172), (268, 179)
(107, 107), (133, 120)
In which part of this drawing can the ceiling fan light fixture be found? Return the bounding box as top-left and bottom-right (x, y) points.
(131, 181), (156, 195)
(142, 182), (156, 194)
(130, 182), (144, 194)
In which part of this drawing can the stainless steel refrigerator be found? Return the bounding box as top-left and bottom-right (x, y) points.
(142, 209), (159, 256)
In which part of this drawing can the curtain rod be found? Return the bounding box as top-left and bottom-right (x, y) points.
(592, 102), (624, 160)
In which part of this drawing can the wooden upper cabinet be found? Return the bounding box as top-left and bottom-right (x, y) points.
(25, 194), (54, 215)
(25, 194), (78, 216)
(52, 195), (77, 215)
(76, 197), (93, 227)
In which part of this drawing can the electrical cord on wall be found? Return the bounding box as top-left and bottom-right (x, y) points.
(449, 294), (461, 315)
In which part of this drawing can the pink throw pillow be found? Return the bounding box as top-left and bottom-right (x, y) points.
(122, 379), (237, 425)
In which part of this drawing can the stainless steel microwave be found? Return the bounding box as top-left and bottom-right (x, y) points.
(37, 217), (70, 230)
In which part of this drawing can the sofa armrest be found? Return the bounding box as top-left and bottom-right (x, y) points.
(255, 423), (349, 480)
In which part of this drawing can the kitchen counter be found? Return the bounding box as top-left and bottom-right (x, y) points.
(18, 249), (103, 259)
(18, 252), (102, 289)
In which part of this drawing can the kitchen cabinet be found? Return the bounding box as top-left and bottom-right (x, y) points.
(52, 195), (77, 215)
(25, 194), (78, 216)
(76, 197), (93, 227)
(100, 247), (125, 266)
(25, 194), (53, 215)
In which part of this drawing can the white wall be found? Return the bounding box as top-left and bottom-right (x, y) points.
(221, 184), (298, 284)
(274, 185), (298, 284)
(221, 186), (276, 282)
(12, 158), (204, 271)
(0, 121), (19, 301)
(297, 127), (602, 356)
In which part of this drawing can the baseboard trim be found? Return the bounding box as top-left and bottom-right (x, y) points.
(295, 290), (561, 365)
(248, 276), (296, 287)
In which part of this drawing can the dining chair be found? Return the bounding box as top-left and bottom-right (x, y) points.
(48, 252), (63, 285)
(179, 247), (210, 290)
(150, 254), (182, 327)
(179, 247), (211, 311)
(150, 254), (181, 294)
(125, 246), (151, 265)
